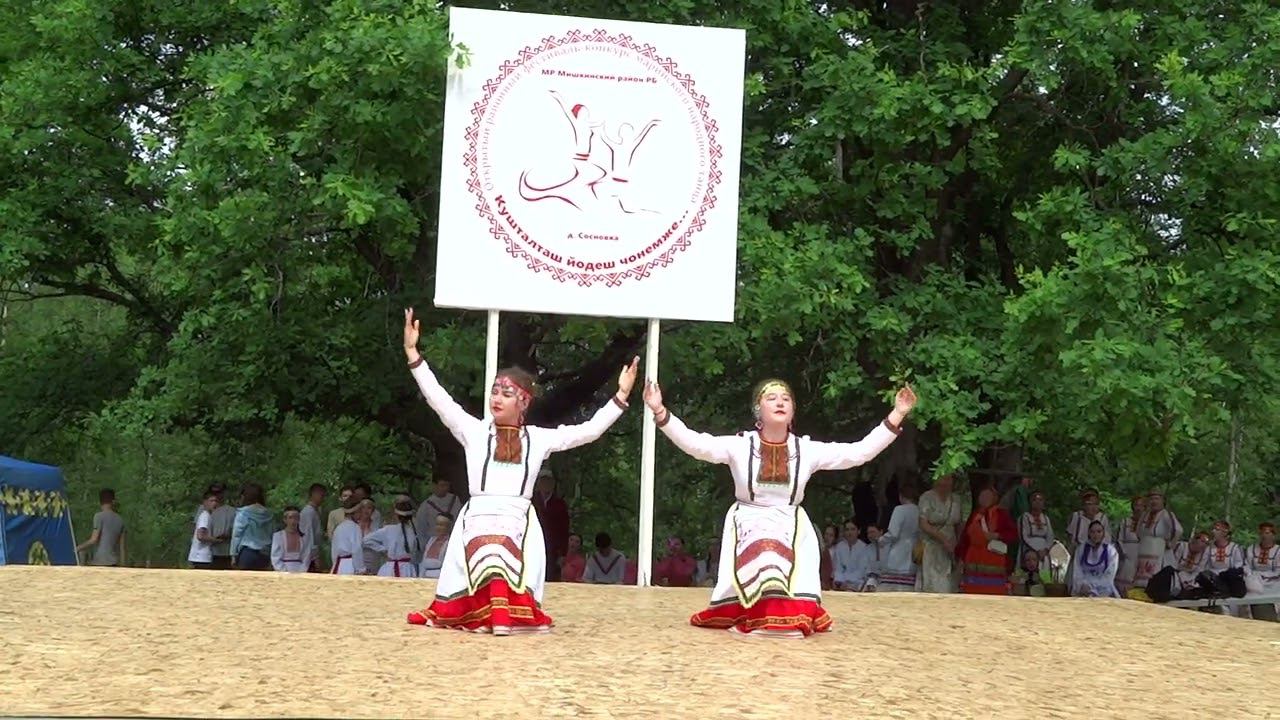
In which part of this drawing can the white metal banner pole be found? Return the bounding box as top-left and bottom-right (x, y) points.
(483, 310), (500, 421)
(636, 318), (661, 586)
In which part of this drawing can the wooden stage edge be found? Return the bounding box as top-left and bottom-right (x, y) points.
(0, 566), (1276, 719)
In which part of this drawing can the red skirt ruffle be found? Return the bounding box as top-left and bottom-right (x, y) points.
(690, 597), (832, 637)
(406, 578), (553, 634)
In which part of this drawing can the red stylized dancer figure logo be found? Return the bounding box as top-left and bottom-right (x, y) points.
(519, 91), (660, 214)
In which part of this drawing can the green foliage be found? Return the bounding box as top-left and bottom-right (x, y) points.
(2, 0), (1278, 565)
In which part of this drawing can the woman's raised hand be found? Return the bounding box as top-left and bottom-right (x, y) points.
(894, 384), (918, 415)
(403, 308), (421, 358)
(617, 356), (640, 398)
(643, 381), (664, 414)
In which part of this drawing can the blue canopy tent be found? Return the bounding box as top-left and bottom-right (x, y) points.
(0, 456), (78, 565)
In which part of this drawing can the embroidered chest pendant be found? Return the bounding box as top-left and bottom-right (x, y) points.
(756, 440), (793, 485)
(494, 426), (524, 464)
(747, 434), (801, 504)
(480, 425), (532, 494)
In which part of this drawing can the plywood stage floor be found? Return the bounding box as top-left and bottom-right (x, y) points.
(0, 567), (1277, 719)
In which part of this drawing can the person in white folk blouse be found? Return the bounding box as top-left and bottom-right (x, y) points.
(271, 506), (313, 572)
(832, 520), (869, 591)
(419, 515), (452, 579)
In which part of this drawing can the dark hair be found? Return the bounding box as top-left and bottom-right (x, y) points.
(899, 482), (919, 502)
(308, 483), (327, 495)
(99, 488), (116, 505)
(357, 482), (373, 497)
(393, 498), (417, 558)
(568, 532), (582, 543)
(1088, 520), (1105, 532)
(595, 532), (612, 550)
(340, 483), (356, 493)
(202, 489), (218, 501)
(241, 483), (265, 506)
(283, 504), (300, 514)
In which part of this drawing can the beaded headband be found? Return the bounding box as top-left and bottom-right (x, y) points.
(493, 374), (533, 404)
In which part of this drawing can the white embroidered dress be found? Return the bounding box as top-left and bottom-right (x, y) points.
(657, 413), (898, 635)
(408, 361), (625, 630)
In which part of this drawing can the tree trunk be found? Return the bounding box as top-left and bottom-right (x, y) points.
(1225, 412), (1241, 522)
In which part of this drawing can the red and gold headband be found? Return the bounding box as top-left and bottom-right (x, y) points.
(493, 374), (533, 404)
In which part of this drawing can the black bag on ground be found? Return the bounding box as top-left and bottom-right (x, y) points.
(1146, 565), (1177, 603)
(1196, 570), (1228, 598)
(1219, 567), (1247, 598)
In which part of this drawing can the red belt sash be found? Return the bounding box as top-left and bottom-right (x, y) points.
(332, 554), (352, 574)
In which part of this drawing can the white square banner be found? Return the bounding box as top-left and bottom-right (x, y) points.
(434, 8), (745, 322)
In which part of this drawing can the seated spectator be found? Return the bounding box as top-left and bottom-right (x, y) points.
(832, 520), (868, 591)
(1070, 520), (1118, 597)
(560, 533), (585, 583)
(1205, 520), (1245, 573)
(1204, 520), (1247, 616)
(820, 524), (838, 591)
(1018, 490), (1055, 562)
(1171, 531), (1210, 593)
(1011, 549), (1049, 596)
(583, 532), (627, 584)
(1245, 522), (1279, 621)
(655, 536), (697, 587)
(861, 523), (888, 591)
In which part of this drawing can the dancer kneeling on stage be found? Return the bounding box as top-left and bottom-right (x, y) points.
(401, 308), (638, 635)
(643, 378), (916, 638)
